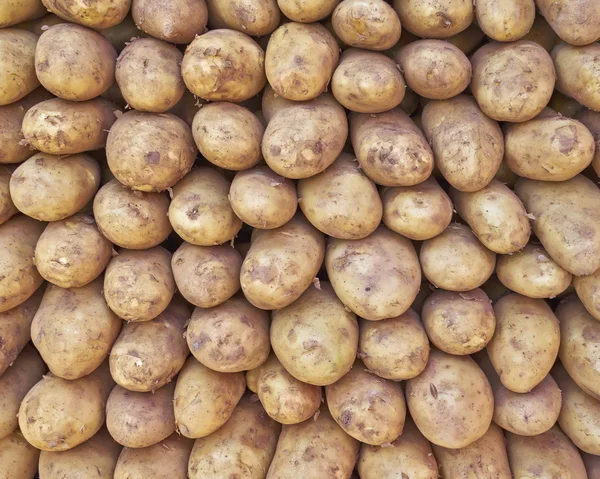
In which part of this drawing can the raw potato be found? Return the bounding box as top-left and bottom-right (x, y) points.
(99, 14), (145, 53)
(450, 180), (531, 254)
(421, 96), (503, 192)
(494, 160), (519, 188)
(31, 278), (122, 380)
(174, 357), (245, 438)
(0, 29), (39, 106)
(278, 0), (339, 22)
(169, 89), (203, 127)
(420, 223), (496, 292)
(18, 13), (68, 34)
(132, 0), (207, 44)
(168, 168), (242, 246)
(229, 166), (297, 230)
(471, 41), (555, 122)
(265, 22), (339, 101)
(0, 0), (46, 27)
(0, 167), (17, 225)
(573, 268), (600, 321)
(482, 275), (512, 304)
(393, 0), (473, 38)
(0, 430), (40, 479)
(422, 288), (496, 356)
(474, 0), (534, 42)
(205, 0), (279, 36)
(42, 0), (130, 28)
(106, 383), (176, 448)
(487, 293), (560, 393)
(537, 0), (600, 46)
(182, 29), (266, 102)
(35, 24), (117, 101)
(584, 453), (600, 479)
(553, 42), (600, 112)
(522, 15), (557, 52)
(445, 23), (485, 55)
(106, 111), (197, 192)
(18, 362), (114, 451)
(246, 368), (259, 393)
(188, 396), (281, 478)
(496, 244), (572, 299)
(192, 102), (263, 170)
(266, 408), (359, 479)
(10, 153), (100, 222)
(406, 349), (494, 449)
(549, 91), (584, 118)
(576, 109), (600, 177)
(116, 38), (185, 113)
(109, 299), (190, 392)
(271, 282), (358, 386)
(359, 309), (430, 380)
(332, 0), (401, 51)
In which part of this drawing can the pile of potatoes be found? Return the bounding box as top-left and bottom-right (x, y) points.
(2, 0), (600, 476)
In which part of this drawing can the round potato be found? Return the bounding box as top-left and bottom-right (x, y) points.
(278, 0), (339, 22)
(521, 15), (557, 52)
(0, 29), (39, 106)
(573, 268), (600, 321)
(537, 0), (600, 46)
(553, 42), (600, 112)
(0, 430), (40, 479)
(206, 0), (279, 36)
(0, 166), (17, 225)
(576, 109), (600, 177)
(132, 0), (207, 44)
(0, 0), (46, 28)
(474, 0), (534, 42)
(42, 0), (130, 28)
(393, 0), (473, 38)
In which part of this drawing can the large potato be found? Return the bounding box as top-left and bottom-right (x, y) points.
(0, 0), (45, 28)
(42, 0), (130, 28)
(573, 268), (600, 321)
(522, 15), (557, 52)
(474, 0), (534, 42)
(206, 0), (279, 36)
(537, 0), (600, 46)
(277, 0), (339, 22)
(576, 109), (600, 177)
(553, 42), (600, 112)
(487, 293), (560, 393)
(0, 29), (39, 106)
(421, 96), (503, 191)
(406, 349), (494, 448)
(174, 356), (245, 438)
(0, 430), (40, 479)
(132, 0), (207, 44)
(393, 0), (473, 38)
(271, 282), (358, 386)
(10, 153), (100, 222)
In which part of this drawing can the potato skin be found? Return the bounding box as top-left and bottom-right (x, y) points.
(393, 0), (473, 38)
(0, 29), (39, 106)
(42, 0), (130, 28)
(576, 109), (600, 177)
(537, 0), (600, 46)
(573, 268), (600, 321)
(0, 0), (46, 28)
(205, 0), (279, 36)
(278, 0), (339, 22)
(474, 0), (534, 42)
(0, 430), (40, 479)
(522, 15), (557, 52)
(132, 0), (207, 44)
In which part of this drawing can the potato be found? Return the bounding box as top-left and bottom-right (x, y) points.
(0, 29), (39, 106)
(42, 0), (130, 28)
(515, 175), (600, 276)
(206, 0), (279, 36)
(538, 0), (600, 46)
(487, 293), (560, 393)
(266, 407), (359, 479)
(261, 83), (296, 123)
(506, 426), (587, 478)
(573, 269), (600, 321)
(393, 0), (473, 38)
(18, 361), (114, 451)
(169, 90), (203, 128)
(270, 282), (358, 385)
(474, 0), (534, 42)
(0, 167), (17, 225)
(576, 109), (600, 177)
(407, 349), (493, 448)
(0, 0), (45, 28)
(38, 427), (121, 479)
(114, 434), (193, 479)
(359, 309), (429, 380)
(188, 396), (281, 478)
(443, 23), (483, 55)
(0, 215), (45, 313)
(549, 91), (585, 118)
(482, 275), (512, 304)
(17, 13), (67, 34)
(35, 24), (116, 101)
(522, 15), (557, 52)
(98, 15), (144, 53)
(132, 0), (207, 44)
(420, 223), (496, 292)
(421, 96), (503, 191)
(278, 0), (338, 22)
(265, 23), (338, 101)
(0, 430), (40, 479)
(471, 41), (555, 122)
(451, 180), (531, 254)
(553, 42), (600, 112)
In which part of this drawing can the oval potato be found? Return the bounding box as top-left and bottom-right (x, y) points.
(537, 0), (600, 46)
(0, 430), (40, 479)
(205, 0), (279, 36)
(573, 268), (600, 321)
(277, 0), (339, 22)
(0, 29), (39, 106)
(42, 0), (130, 28)
(132, 0), (207, 44)
(393, 0), (473, 38)
(474, 0), (534, 42)
(0, 0), (46, 28)
(553, 42), (600, 112)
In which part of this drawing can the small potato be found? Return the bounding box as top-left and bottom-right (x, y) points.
(116, 38), (184, 113)
(0, 430), (40, 479)
(474, 0), (534, 42)
(98, 15), (145, 53)
(169, 89), (203, 128)
(10, 153), (100, 222)
(106, 111), (196, 192)
(553, 42), (600, 112)
(265, 22), (339, 101)
(573, 268), (600, 321)
(407, 349), (493, 449)
(393, 0), (473, 38)
(522, 15), (557, 52)
(106, 383), (176, 448)
(422, 289), (495, 356)
(182, 29), (265, 102)
(359, 309), (429, 380)
(109, 299), (190, 392)
(575, 109), (600, 177)
(487, 293), (560, 393)
(350, 109), (434, 187)
(260, 83), (298, 123)
(168, 168), (242, 246)
(326, 226), (421, 320)
(18, 362), (114, 451)
(537, 0), (600, 46)
(132, 0), (207, 44)
(0, 0), (45, 28)
(229, 166), (297, 230)
(421, 96), (503, 191)
(451, 180), (531, 254)
(17, 13), (67, 34)
(206, 0), (279, 36)
(271, 282), (358, 386)
(0, 29), (39, 106)
(497, 244), (572, 299)
(549, 91), (585, 118)
(192, 102), (263, 170)
(42, 0), (130, 28)
(482, 275), (512, 304)
(494, 160), (519, 188)
(445, 23), (485, 55)
(278, 0), (339, 22)
(188, 396), (281, 479)
(0, 166), (17, 225)
(35, 24), (116, 101)
(420, 223), (496, 292)
(246, 368), (259, 393)
(471, 41), (555, 122)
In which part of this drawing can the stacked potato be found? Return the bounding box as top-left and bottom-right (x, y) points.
(1, 0), (600, 477)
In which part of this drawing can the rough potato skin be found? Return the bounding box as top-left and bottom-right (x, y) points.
(132, 0), (207, 44)
(474, 0), (534, 42)
(0, 166), (18, 225)
(575, 109), (600, 177)
(278, 0), (339, 22)
(573, 268), (600, 321)
(0, 0), (46, 28)
(42, 0), (130, 28)
(0, 430), (40, 479)
(393, 0), (473, 38)
(0, 29), (39, 106)
(537, 0), (600, 46)
(206, 0), (279, 36)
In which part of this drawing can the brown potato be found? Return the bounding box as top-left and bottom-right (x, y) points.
(98, 14), (144, 53)
(246, 367), (259, 393)
(573, 268), (600, 321)
(206, 0), (279, 36)
(0, 29), (39, 106)
(521, 15), (557, 52)
(584, 452), (600, 479)
(474, 0), (534, 42)
(168, 89), (203, 127)
(278, 0), (339, 22)
(132, 0), (207, 44)
(393, 0), (473, 38)
(549, 91), (585, 118)
(0, 430), (40, 479)
(444, 23), (485, 55)
(482, 275), (512, 304)
(0, 0), (45, 28)
(553, 42), (600, 112)
(575, 109), (600, 177)
(493, 160), (519, 188)
(42, 0), (130, 28)
(0, 166), (17, 225)
(537, 0), (600, 46)
(17, 13), (68, 34)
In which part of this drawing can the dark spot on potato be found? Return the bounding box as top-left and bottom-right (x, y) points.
(145, 151), (160, 164)
(583, 326), (600, 342)
(340, 410), (352, 427)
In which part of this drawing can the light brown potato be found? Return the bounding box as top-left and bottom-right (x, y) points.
(553, 42), (600, 112)
(573, 268), (600, 321)
(0, 166), (17, 225)
(168, 89), (203, 128)
(114, 434), (193, 479)
(393, 0), (473, 38)
(98, 14), (144, 53)
(421, 96), (503, 191)
(420, 223), (496, 292)
(206, 0), (279, 36)
(0, 29), (39, 106)
(270, 282), (358, 386)
(482, 274), (512, 304)
(487, 293), (560, 393)
(110, 299), (190, 392)
(407, 349), (494, 449)
(537, 0), (600, 46)
(515, 174), (600, 276)
(497, 244), (573, 299)
(494, 160), (519, 188)
(260, 83), (296, 123)
(549, 91), (585, 118)
(42, 0), (130, 28)
(188, 396), (281, 478)
(451, 180), (531, 254)
(17, 13), (68, 34)
(576, 109), (600, 177)
(246, 368), (259, 393)
(444, 23), (484, 55)
(0, 0), (45, 28)
(474, 0), (534, 42)
(132, 0), (207, 44)
(265, 22), (339, 101)
(18, 362), (114, 451)
(521, 15), (557, 52)
(278, 0), (339, 22)
(0, 430), (40, 479)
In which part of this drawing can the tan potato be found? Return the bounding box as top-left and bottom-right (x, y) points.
(18, 362), (114, 451)
(132, 0), (207, 44)
(261, 83), (296, 123)
(494, 160), (519, 188)
(42, 0), (130, 28)
(549, 91), (585, 118)
(0, 166), (17, 225)
(573, 268), (600, 321)
(188, 396), (281, 478)
(444, 23), (484, 55)
(278, 0), (339, 22)
(17, 13), (68, 34)
(474, 0), (534, 42)
(515, 174), (600, 276)
(575, 109), (600, 177)
(521, 15), (557, 52)
(0, 29), (39, 106)
(98, 14), (144, 53)
(169, 89), (203, 127)
(421, 96), (503, 191)
(420, 223), (496, 292)
(450, 180), (531, 254)
(0, 0), (45, 28)
(206, 0), (279, 36)
(537, 0), (600, 46)
(393, 0), (473, 38)
(0, 430), (40, 479)
(482, 275), (512, 304)
(246, 367), (259, 393)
